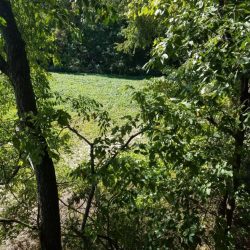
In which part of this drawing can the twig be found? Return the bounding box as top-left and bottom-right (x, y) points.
(59, 198), (83, 215)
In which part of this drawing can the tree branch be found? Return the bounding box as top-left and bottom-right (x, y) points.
(0, 54), (8, 76)
(206, 116), (235, 138)
(97, 234), (120, 250)
(59, 198), (83, 215)
(0, 217), (37, 230)
(81, 144), (96, 232)
(71, 126), (147, 233)
(67, 125), (93, 146)
(0, 165), (21, 185)
(81, 183), (96, 232)
(101, 128), (147, 171)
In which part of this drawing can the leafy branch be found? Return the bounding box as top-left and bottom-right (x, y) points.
(67, 124), (147, 235)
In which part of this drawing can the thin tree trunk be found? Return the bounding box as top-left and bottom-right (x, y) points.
(216, 0), (249, 232)
(0, 1), (61, 249)
(226, 76), (249, 229)
(81, 144), (96, 232)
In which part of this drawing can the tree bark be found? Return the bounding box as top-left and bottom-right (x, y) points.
(0, 1), (62, 249)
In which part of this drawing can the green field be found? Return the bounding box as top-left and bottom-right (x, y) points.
(51, 73), (146, 121)
(1, 72), (146, 138)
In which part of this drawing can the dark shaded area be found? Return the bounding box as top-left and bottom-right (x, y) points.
(49, 20), (160, 76)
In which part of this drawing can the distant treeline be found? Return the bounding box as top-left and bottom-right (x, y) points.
(49, 17), (148, 75)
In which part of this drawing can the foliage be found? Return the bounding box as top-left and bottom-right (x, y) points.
(120, 0), (250, 248)
(0, 0), (250, 249)
(52, 0), (149, 75)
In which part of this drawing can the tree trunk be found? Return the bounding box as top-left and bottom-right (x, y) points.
(225, 76), (249, 231)
(0, 1), (62, 249)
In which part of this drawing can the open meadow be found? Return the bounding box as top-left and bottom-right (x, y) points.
(51, 73), (146, 122)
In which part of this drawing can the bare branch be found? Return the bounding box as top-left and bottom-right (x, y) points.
(97, 234), (120, 249)
(0, 165), (21, 186)
(0, 217), (37, 230)
(67, 125), (93, 146)
(206, 116), (235, 138)
(101, 128), (147, 170)
(0, 54), (8, 76)
(80, 143), (96, 232)
(59, 198), (83, 215)
(81, 184), (96, 232)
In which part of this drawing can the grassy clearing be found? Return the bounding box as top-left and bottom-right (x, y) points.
(1, 72), (147, 140)
(50, 72), (146, 122)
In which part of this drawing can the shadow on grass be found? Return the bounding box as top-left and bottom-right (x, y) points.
(50, 71), (152, 81)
